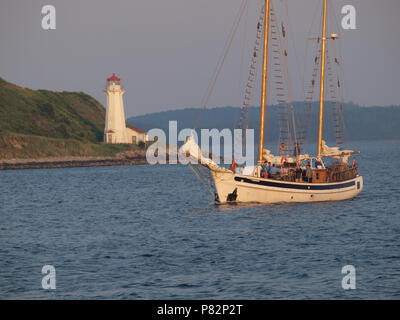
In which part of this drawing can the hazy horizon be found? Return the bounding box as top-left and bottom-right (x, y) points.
(1, 0), (399, 117)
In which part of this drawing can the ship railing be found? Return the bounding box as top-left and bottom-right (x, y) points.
(328, 167), (358, 182)
(269, 166), (358, 183)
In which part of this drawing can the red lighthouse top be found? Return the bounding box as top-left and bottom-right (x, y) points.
(107, 73), (121, 85)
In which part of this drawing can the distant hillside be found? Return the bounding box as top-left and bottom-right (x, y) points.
(127, 102), (400, 143)
(0, 77), (136, 159)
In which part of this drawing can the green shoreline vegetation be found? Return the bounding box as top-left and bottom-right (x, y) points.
(0, 133), (133, 159)
(2, 76), (399, 162)
(0, 77), (141, 160)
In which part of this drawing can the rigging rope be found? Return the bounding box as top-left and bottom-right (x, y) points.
(273, 0), (299, 156)
(234, 2), (249, 127)
(269, 1), (293, 155)
(188, 163), (217, 200)
(237, 2), (265, 150)
(296, 0), (323, 149)
(193, 0), (249, 130)
(328, 0), (348, 144)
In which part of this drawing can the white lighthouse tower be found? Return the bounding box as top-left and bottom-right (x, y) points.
(104, 73), (129, 143)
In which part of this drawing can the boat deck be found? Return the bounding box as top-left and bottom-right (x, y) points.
(262, 164), (359, 184)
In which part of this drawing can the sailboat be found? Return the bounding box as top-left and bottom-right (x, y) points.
(181, 0), (363, 204)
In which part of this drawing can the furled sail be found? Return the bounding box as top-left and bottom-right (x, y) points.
(320, 140), (359, 162)
(262, 149), (310, 165)
(180, 136), (232, 173)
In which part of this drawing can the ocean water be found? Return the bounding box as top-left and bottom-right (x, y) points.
(0, 140), (399, 299)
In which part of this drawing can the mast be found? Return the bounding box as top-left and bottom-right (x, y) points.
(258, 0), (270, 164)
(317, 0), (327, 159)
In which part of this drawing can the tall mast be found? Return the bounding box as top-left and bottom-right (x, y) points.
(317, 0), (328, 159)
(258, 0), (271, 164)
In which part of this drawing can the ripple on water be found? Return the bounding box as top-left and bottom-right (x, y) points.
(0, 141), (399, 299)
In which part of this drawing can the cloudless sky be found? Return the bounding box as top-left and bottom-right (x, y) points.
(1, 0), (399, 117)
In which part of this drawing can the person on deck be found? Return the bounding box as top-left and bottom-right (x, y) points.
(315, 159), (323, 169)
(261, 161), (269, 178)
(279, 143), (286, 156)
(295, 166), (303, 182)
(306, 164), (313, 183)
(231, 159), (238, 172)
(280, 161), (288, 179)
(270, 163), (278, 177)
(267, 162), (272, 177)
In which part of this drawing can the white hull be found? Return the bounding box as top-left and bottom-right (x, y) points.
(211, 170), (363, 204)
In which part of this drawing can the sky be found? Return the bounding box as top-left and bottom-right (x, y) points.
(0, 0), (399, 117)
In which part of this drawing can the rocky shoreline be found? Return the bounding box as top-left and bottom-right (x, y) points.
(0, 151), (148, 170)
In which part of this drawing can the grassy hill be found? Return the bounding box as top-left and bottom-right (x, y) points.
(0, 77), (134, 159)
(2, 75), (398, 160)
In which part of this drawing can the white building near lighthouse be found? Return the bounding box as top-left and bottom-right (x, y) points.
(104, 73), (146, 144)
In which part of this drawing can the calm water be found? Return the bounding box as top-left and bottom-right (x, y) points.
(0, 140), (399, 299)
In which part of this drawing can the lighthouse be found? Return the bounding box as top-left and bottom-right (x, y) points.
(104, 73), (129, 143)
